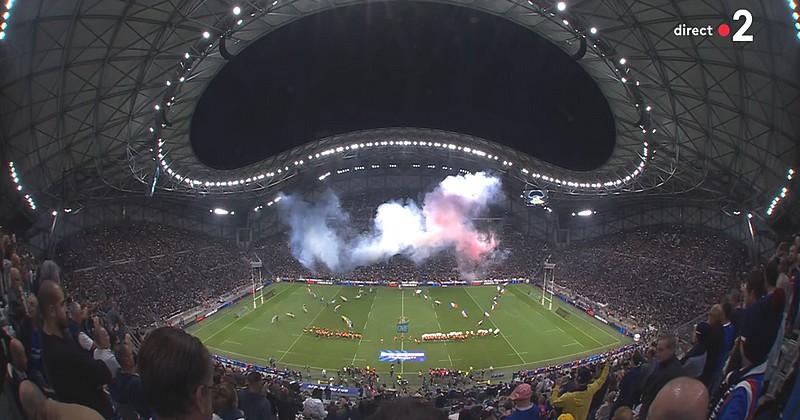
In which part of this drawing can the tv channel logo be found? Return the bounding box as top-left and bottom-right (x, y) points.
(673, 9), (754, 42)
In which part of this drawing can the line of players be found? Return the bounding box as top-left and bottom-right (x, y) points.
(304, 326), (363, 340)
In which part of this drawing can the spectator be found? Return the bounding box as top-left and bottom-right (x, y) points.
(8, 267), (27, 331)
(638, 335), (682, 420)
(38, 280), (114, 419)
(611, 407), (633, 420)
(238, 371), (274, 420)
(594, 391), (616, 420)
(303, 388), (328, 419)
(680, 322), (709, 379)
(505, 383), (539, 419)
(34, 260), (61, 295)
(138, 327), (215, 420)
(647, 377), (708, 420)
(367, 397), (447, 420)
(17, 294), (47, 390)
(213, 382), (245, 420)
(710, 337), (768, 419)
(8, 337), (28, 412)
(551, 363), (609, 420)
(611, 352), (645, 413)
(703, 305), (725, 389)
(110, 342), (149, 420)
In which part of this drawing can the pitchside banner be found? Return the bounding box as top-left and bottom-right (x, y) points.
(379, 350), (426, 362)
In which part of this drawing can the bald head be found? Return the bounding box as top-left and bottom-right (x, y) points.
(648, 377), (708, 420)
(38, 280), (67, 332)
(611, 407), (633, 420)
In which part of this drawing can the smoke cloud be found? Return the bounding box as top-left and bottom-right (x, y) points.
(276, 171), (503, 277)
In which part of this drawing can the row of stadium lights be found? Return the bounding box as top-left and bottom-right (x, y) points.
(766, 168), (795, 217)
(7, 161), (36, 210)
(150, 1), (652, 194)
(789, 0), (800, 40)
(0, 0), (15, 41)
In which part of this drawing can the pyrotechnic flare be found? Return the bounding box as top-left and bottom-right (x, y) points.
(276, 172), (503, 276)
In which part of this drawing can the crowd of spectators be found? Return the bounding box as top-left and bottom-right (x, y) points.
(2, 223), (799, 420)
(550, 226), (748, 331)
(56, 223), (251, 328)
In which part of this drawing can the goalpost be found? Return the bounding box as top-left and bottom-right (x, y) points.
(542, 260), (555, 310)
(251, 258), (264, 308)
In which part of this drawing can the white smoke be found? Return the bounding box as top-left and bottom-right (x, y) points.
(276, 171), (504, 277)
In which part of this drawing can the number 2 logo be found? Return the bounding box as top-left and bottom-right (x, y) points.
(732, 9), (753, 42)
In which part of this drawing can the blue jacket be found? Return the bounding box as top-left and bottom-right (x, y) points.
(711, 361), (766, 420)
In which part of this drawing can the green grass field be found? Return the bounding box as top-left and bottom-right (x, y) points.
(188, 283), (629, 376)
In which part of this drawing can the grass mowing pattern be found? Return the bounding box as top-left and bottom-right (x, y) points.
(188, 283), (630, 375)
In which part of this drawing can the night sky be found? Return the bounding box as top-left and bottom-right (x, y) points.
(191, 2), (615, 171)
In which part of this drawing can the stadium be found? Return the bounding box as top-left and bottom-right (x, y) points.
(0, 1), (799, 420)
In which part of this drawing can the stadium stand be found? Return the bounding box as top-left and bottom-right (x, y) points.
(1, 225), (799, 420)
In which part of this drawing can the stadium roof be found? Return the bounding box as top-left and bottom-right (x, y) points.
(1, 0), (799, 220)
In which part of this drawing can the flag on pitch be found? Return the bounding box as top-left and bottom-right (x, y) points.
(434, 300), (442, 305)
(415, 289), (422, 295)
(285, 312), (295, 318)
(271, 315), (279, 323)
(423, 294), (429, 301)
(477, 319), (484, 326)
(330, 299), (337, 305)
(484, 311), (490, 318)
(341, 315), (353, 330)
(461, 309), (469, 318)
(449, 302), (459, 309)
(302, 304), (308, 313)
(340, 296), (348, 302)
(334, 304), (341, 312)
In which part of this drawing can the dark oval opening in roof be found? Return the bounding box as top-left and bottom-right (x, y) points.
(191, 1), (615, 171)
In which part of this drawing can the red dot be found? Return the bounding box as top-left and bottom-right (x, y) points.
(718, 23), (730, 37)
